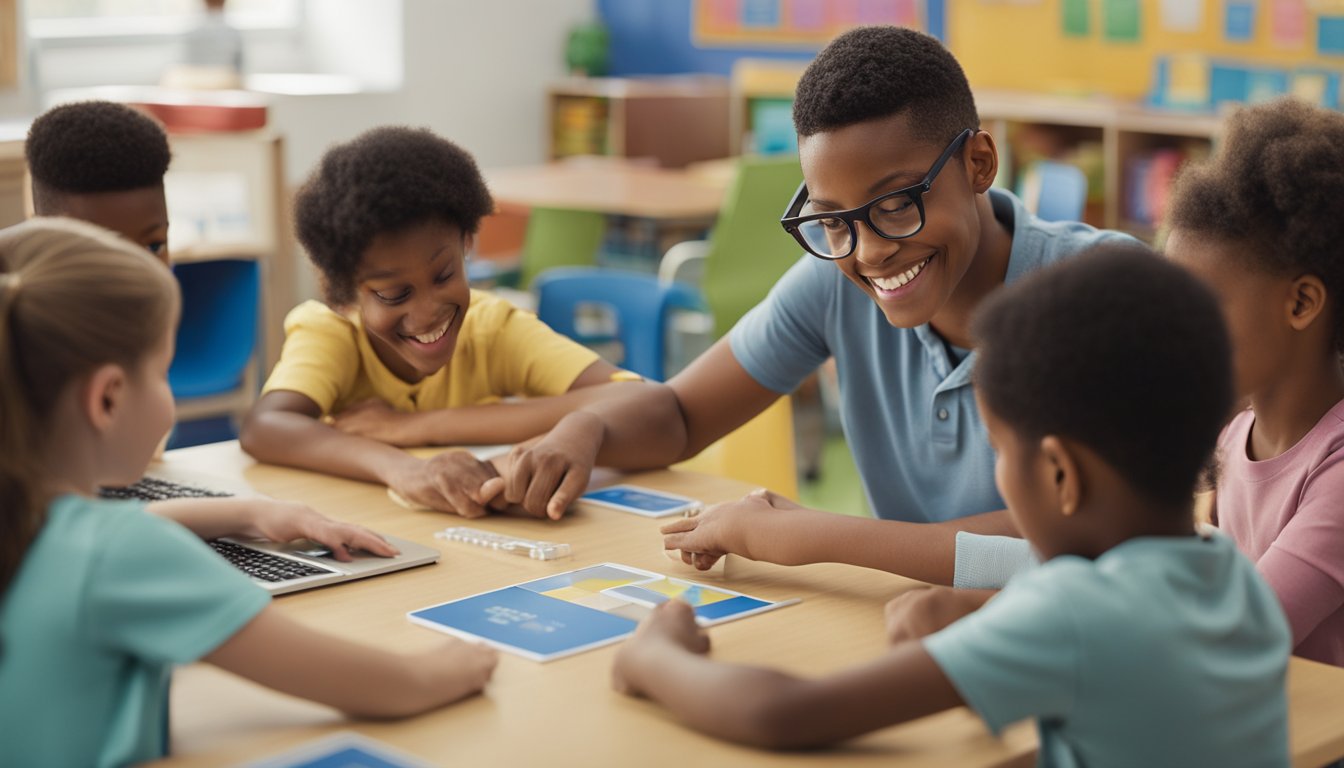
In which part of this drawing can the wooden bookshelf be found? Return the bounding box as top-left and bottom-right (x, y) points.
(0, 137), (24, 228)
(976, 91), (1222, 238)
(547, 76), (732, 168)
(0, 0), (16, 91)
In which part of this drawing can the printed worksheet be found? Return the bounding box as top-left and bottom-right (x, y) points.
(408, 563), (796, 662)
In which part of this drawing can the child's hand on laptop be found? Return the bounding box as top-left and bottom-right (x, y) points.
(482, 411), (604, 521)
(245, 499), (400, 562)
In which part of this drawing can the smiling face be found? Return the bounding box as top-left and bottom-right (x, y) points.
(52, 184), (171, 264)
(797, 113), (985, 328)
(354, 219), (472, 383)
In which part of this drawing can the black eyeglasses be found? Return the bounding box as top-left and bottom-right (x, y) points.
(779, 128), (974, 260)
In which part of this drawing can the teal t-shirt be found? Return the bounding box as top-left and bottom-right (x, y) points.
(924, 533), (1291, 768)
(0, 495), (270, 767)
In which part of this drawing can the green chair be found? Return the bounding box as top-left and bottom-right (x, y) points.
(658, 155), (803, 339)
(519, 207), (607, 289)
(658, 155), (808, 497)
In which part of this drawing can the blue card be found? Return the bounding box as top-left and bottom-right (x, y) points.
(579, 485), (699, 518)
(410, 585), (637, 661)
(246, 732), (435, 768)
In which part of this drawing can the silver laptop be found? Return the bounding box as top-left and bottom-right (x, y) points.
(99, 469), (439, 595)
(207, 534), (439, 595)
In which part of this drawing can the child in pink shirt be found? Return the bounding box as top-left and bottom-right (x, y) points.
(1166, 97), (1344, 667)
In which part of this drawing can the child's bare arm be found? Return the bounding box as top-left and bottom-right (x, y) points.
(205, 605), (497, 719)
(660, 489), (1018, 585)
(240, 391), (502, 517)
(147, 497), (398, 561)
(484, 381), (689, 519)
(612, 601), (963, 749)
(329, 379), (669, 448)
(884, 587), (998, 643)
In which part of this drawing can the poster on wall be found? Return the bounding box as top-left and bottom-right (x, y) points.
(1103, 0), (1142, 41)
(1062, 0), (1091, 37)
(1225, 0), (1259, 41)
(1319, 14), (1344, 53)
(1271, 0), (1308, 46)
(693, 0), (929, 48)
(1160, 0), (1205, 31)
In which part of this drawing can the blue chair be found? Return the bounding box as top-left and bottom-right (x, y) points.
(167, 259), (261, 447)
(1019, 160), (1089, 222)
(533, 267), (703, 381)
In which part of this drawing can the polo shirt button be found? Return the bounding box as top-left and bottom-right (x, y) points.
(937, 408), (949, 421)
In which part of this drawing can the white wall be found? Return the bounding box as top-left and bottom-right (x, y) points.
(3, 0), (595, 182)
(2, 0), (596, 299)
(273, 0), (592, 182)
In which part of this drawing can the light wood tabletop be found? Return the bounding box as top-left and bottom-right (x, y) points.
(150, 442), (1344, 768)
(483, 161), (727, 222)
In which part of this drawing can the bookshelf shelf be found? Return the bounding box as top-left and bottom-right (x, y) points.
(546, 76), (732, 169)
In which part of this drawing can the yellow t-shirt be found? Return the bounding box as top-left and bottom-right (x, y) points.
(261, 290), (601, 415)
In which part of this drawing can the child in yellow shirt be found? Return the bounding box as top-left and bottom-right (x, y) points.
(241, 126), (672, 517)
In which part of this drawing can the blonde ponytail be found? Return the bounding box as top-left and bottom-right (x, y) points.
(0, 218), (178, 595)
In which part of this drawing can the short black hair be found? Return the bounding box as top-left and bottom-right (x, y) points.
(25, 101), (171, 212)
(972, 244), (1233, 508)
(295, 126), (493, 305)
(1167, 97), (1344, 351)
(793, 25), (979, 145)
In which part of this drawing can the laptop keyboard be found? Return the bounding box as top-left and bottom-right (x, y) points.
(100, 477), (334, 585)
(99, 476), (234, 502)
(208, 540), (335, 582)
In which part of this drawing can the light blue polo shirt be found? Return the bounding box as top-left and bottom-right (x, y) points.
(925, 532), (1290, 768)
(0, 495), (271, 768)
(729, 189), (1134, 521)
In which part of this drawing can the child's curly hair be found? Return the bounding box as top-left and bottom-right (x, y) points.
(1168, 97), (1344, 351)
(295, 126), (493, 306)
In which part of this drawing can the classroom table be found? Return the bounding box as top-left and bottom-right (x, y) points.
(150, 442), (1344, 768)
(484, 162), (727, 222)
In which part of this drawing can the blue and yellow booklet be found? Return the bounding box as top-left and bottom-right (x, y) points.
(408, 563), (797, 662)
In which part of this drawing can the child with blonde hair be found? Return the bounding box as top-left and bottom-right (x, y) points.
(0, 219), (496, 767)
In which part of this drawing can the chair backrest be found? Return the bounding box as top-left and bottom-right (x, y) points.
(1020, 160), (1089, 223)
(673, 396), (798, 499)
(533, 267), (702, 381)
(169, 259), (260, 399)
(520, 207), (607, 289)
(702, 155), (804, 339)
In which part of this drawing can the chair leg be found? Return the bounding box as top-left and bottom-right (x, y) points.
(792, 374), (825, 483)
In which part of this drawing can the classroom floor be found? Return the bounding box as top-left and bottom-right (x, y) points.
(798, 432), (870, 518)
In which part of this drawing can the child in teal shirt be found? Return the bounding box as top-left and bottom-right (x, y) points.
(612, 244), (1290, 766)
(0, 219), (497, 767)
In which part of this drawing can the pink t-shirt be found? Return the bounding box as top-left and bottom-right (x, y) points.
(1216, 400), (1344, 667)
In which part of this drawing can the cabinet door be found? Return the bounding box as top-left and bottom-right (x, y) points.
(622, 95), (731, 169)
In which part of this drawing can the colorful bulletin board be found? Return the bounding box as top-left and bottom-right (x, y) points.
(693, 0), (943, 48)
(950, 0), (1344, 102)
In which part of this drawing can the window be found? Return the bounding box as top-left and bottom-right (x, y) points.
(27, 0), (300, 39)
